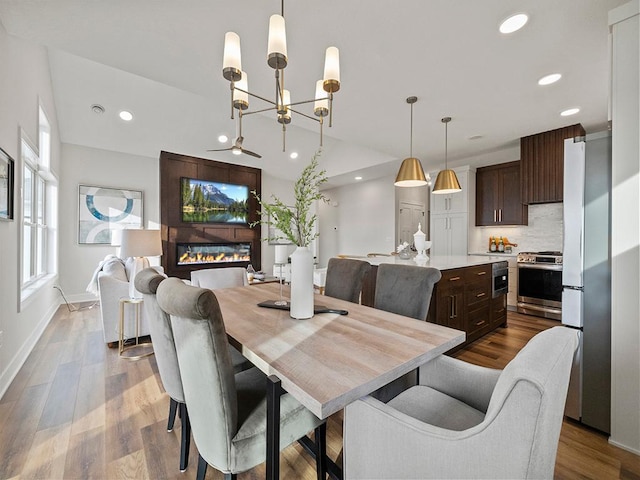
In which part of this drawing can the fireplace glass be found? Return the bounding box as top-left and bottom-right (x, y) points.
(177, 242), (251, 265)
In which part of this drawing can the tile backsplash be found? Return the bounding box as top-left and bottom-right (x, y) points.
(468, 203), (563, 254)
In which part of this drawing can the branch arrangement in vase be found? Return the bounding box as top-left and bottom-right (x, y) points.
(252, 151), (328, 247)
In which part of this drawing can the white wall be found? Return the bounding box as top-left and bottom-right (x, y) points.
(318, 176), (395, 267)
(258, 172), (296, 271)
(609, 0), (640, 454)
(0, 23), (62, 398)
(58, 144), (160, 301)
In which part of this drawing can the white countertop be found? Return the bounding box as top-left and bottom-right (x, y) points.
(343, 254), (510, 271)
(468, 251), (518, 258)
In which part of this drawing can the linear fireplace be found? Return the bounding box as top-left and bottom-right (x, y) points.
(177, 242), (251, 266)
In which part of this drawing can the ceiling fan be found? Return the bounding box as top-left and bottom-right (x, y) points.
(207, 111), (262, 159)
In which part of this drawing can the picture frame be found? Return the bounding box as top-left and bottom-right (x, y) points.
(78, 184), (143, 244)
(0, 148), (15, 221)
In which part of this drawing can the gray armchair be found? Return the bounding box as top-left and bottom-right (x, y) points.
(190, 267), (249, 289)
(134, 268), (251, 473)
(344, 326), (579, 479)
(324, 257), (372, 303)
(156, 278), (325, 480)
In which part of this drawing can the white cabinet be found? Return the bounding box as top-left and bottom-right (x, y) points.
(430, 169), (469, 214)
(429, 166), (475, 257)
(430, 212), (468, 257)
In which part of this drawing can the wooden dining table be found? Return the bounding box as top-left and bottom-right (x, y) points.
(214, 282), (465, 480)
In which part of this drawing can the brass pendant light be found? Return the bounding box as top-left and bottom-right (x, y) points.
(394, 96), (427, 187)
(432, 116), (462, 194)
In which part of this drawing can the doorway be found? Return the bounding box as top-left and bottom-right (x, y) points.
(398, 201), (426, 246)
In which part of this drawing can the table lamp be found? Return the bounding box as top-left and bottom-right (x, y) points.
(120, 229), (162, 298)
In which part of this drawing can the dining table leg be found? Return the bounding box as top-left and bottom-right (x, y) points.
(266, 375), (283, 480)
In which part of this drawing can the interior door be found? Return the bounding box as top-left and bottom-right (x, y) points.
(398, 201), (425, 245)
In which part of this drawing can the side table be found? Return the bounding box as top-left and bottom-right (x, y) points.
(119, 297), (153, 360)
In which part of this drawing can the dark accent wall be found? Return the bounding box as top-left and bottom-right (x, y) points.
(159, 151), (261, 279)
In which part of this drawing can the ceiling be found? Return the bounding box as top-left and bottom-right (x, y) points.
(0, 0), (625, 187)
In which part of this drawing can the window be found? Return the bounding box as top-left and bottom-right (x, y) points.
(20, 106), (57, 300)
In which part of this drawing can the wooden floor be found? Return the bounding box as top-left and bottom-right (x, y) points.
(1, 305), (639, 480)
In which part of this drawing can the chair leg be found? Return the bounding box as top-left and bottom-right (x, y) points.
(315, 423), (327, 480)
(167, 398), (178, 432)
(179, 402), (191, 472)
(196, 454), (208, 480)
(223, 473), (237, 480)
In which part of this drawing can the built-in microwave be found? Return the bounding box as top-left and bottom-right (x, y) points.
(492, 261), (509, 298)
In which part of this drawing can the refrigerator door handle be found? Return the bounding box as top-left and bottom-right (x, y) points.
(563, 285), (584, 291)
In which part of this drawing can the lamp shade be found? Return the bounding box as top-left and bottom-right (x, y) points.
(233, 71), (249, 110)
(323, 47), (340, 92)
(223, 32), (242, 81)
(394, 157), (428, 187)
(120, 229), (162, 258)
(314, 79), (329, 117)
(432, 169), (462, 194)
(110, 229), (123, 247)
(267, 14), (288, 68)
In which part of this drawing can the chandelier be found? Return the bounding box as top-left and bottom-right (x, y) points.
(222, 1), (340, 152)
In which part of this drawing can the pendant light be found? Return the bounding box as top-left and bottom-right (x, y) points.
(432, 116), (462, 194)
(394, 96), (428, 187)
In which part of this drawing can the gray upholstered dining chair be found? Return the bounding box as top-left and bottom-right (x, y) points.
(373, 263), (442, 321)
(372, 263), (442, 401)
(190, 267), (249, 288)
(344, 326), (579, 479)
(134, 268), (251, 472)
(324, 257), (372, 303)
(155, 278), (326, 480)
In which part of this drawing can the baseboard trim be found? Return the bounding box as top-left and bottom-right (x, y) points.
(608, 437), (640, 456)
(0, 301), (59, 400)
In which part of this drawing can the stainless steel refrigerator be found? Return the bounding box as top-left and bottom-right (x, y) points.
(562, 133), (611, 433)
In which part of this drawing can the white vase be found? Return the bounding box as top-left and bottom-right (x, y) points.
(289, 246), (314, 319)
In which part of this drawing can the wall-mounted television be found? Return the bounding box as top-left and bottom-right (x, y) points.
(181, 177), (249, 224)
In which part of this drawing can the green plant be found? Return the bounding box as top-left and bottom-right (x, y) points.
(252, 152), (328, 247)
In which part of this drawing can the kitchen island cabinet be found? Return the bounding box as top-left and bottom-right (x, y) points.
(358, 255), (508, 349)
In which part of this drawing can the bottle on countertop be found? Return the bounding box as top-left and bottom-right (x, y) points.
(490, 237), (497, 252)
(246, 264), (256, 282)
(498, 236), (505, 252)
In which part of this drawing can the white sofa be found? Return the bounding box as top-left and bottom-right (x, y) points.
(96, 256), (158, 345)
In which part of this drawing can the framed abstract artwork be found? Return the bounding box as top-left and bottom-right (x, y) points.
(78, 185), (143, 244)
(0, 148), (14, 221)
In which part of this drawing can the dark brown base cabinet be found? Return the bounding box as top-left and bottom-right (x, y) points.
(430, 264), (506, 347)
(476, 161), (528, 226)
(361, 263), (507, 351)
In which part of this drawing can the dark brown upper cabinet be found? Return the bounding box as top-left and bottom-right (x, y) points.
(520, 123), (585, 204)
(476, 161), (528, 226)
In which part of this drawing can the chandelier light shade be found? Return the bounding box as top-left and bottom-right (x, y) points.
(222, 32), (242, 81)
(233, 71), (249, 110)
(221, 1), (340, 151)
(267, 14), (287, 68)
(314, 80), (329, 117)
(432, 116), (462, 194)
(395, 96), (428, 187)
(323, 47), (341, 92)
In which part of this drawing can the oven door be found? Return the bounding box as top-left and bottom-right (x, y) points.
(517, 263), (563, 308)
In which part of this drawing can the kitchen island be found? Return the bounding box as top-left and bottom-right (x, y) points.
(353, 254), (509, 349)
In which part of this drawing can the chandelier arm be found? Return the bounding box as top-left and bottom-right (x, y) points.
(287, 106), (321, 122)
(320, 116), (324, 147)
(230, 82), (235, 120)
(328, 92), (334, 127)
(242, 106), (279, 116)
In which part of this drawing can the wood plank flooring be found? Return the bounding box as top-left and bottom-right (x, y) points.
(0, 304), (638, 479)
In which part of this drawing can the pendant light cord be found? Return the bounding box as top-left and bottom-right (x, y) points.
(444, 119), (447, 169)
(410, 102), (414, 158)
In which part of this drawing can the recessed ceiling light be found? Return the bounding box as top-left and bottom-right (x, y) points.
(355, 176), (363, 180)
(469, 135), (483, 140)
(538, 73), (562, 86)
(499, 13), (528, 34)
(218, 134), (228, 143)
(561, 107), (580, 116)
(290, 152), (299, 159)
(119, 110), (133, 121)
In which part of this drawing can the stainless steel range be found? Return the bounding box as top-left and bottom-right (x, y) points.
(516, 251), (563, 320)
